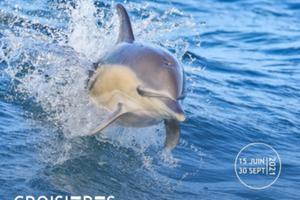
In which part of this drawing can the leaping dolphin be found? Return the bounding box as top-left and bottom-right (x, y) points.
(88, 4), (186, 150)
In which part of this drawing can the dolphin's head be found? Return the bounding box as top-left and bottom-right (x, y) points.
(131, 43), (186, 122)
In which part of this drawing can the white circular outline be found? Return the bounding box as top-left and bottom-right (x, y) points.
(234, 142), (282, 190)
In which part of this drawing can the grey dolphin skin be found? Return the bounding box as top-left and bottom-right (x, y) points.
(88, 4), (186, 150)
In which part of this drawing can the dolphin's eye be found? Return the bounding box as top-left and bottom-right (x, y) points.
(164, 60), (173, 67)
(165, 61), (172, 65)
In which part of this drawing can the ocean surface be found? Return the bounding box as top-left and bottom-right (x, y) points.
(0, 0), (300, 199)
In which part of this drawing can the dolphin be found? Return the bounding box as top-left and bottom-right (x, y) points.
(88, 4), (186, 150)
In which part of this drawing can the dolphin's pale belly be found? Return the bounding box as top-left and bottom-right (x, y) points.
(89, 64), (172, 127)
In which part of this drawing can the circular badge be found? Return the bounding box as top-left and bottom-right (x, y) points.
(234, 142), (281, 190)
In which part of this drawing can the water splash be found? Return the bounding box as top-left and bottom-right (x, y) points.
(68, 0), (117, 60)
(1, 0), (202, 168)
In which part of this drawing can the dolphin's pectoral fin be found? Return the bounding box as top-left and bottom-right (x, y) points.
(137, 86), (172, 99)
(164, 119), (180, 150)
(90, 103), (125, 135)
(116, 4), (135, 44)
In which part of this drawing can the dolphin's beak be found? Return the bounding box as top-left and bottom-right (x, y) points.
(176, 112), (186, 122)
(165, 99), (186, 122)
(174, 102), (186, 122)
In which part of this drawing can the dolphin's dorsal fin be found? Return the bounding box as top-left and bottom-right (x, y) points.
(116, 4), (135, 43)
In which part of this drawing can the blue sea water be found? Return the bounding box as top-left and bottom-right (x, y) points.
(0, 0), (300, 199)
